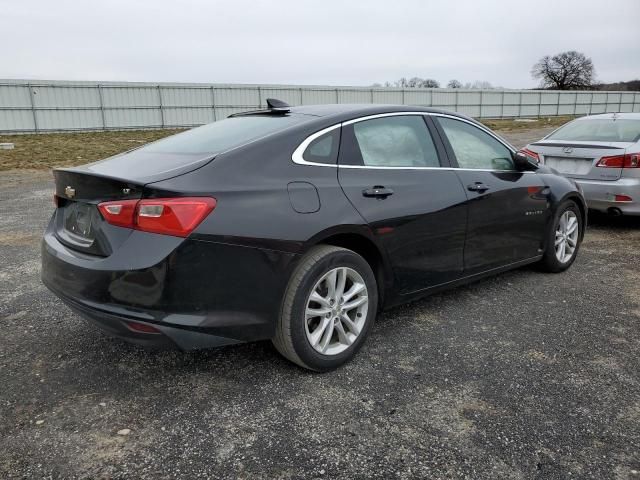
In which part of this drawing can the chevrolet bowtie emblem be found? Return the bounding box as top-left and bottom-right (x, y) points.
(65, 186), (76, 198)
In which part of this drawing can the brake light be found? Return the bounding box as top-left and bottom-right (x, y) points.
(136, 198), (216, 237)
(519, 148), (540, 163)
(596, 154), (640, 168)
(97, 197), (216, 237)
(97, 199), (138, 228)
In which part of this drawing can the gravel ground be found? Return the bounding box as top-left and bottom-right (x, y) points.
(1, 128), (639, 479)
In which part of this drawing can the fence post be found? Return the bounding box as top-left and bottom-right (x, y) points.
(556, 91), (561, 117)
(618, 93), (622, 113)
(299, 87), (303, 106)
(370, 88), (374, 104)
(335, 88), (339, 103)
(27, 82), (39, 133)
(257, 86), (262, 107)
(157, 85), (165, 128)
(479, 90), (484, 118)
(211, 86), (217, 121)
(97, 84), (107, 130)
(518, 91), (522, 118)
(500, 90), (504, 119)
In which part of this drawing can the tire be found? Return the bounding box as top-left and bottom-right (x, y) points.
(538, 200), (582, 273)
(272, 245), (378, 371)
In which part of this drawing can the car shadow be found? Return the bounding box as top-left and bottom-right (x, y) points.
(587, 210), (640, 230)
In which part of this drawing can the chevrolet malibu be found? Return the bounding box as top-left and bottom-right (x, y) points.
(42, 101), (586, 371)
(521, 113), (640, 216)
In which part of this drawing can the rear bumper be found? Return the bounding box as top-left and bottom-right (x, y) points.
(574, 177), (640, 215)
(41, 217), (299, 349)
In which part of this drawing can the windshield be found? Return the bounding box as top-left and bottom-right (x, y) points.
(139, 114), (311, 154)
(547, 119), (640, 143)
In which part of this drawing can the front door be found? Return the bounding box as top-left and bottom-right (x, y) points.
(337, 114), (468, 294)
(433, 115), (551, 274)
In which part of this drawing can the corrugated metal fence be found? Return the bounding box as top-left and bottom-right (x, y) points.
(1, 79), (639, 133)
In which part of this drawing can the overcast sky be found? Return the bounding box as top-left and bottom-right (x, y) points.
(2, 0), (638, 88)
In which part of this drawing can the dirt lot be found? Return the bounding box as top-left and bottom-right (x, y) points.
(0, 127), (639, 479)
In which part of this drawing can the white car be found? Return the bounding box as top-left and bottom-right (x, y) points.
(522, 113), (640, 216)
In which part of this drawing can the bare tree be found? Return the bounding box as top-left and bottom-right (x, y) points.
(532, 51), (595, 90)
(383, 77), (440, 88)
(463, 80), (495, 89)
(421, 78), (440, 88)
(447, 79), (462, 88)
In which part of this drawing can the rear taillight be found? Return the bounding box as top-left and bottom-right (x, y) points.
(519, 148), (540, 163)
(98, 197), (216, 237)
(98, 199), (138, 228)
(596, 153), (640, 168)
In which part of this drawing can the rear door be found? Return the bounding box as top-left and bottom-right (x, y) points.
(337, 113), (468, 294)
(433, 115), (550, 274)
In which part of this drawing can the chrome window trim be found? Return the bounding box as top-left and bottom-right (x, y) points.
(291, 111), (521, 172)
(291, 123), (341, 167)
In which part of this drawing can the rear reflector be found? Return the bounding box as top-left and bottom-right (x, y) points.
(614, 194), (633, 202)
(519, 148), (540, 162)
(98, 197), (216, 237)
(125, 321), (161, 334)
(596, 154), (640, 168)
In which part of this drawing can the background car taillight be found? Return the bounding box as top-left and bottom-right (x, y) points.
(596, 153), (640, 168)
(98, 197), (216, 237)
(518, 148), (540, 163)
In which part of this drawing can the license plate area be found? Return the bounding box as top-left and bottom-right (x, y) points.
(63, 202), (97, 242)
(545, 156), (593, 175)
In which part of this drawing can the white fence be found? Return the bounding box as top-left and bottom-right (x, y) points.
(1, 79), (639, 133)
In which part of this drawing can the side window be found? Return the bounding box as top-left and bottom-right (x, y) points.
(303, 129), (340, 164)
(351, 116), (441, 167)
(438, 117), (514, 170)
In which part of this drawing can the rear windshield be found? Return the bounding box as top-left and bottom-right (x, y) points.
(139, 114), (310, 154)
(547, 119), (640, 143)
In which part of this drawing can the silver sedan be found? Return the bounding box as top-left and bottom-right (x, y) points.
(521, 113), (640, 216)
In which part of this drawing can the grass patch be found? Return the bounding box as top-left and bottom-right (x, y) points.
(480, 116), (574, 132)
(0, 129), (183, 170)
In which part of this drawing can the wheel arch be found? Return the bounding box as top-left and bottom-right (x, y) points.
(305, 228), (392, 309)
(561, 193), (588, 240)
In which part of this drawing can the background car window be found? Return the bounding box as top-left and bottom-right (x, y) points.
(303, 129), (340, 164)
(546, 119), (640, 142)
(438, 117), (514, 170)
(352, 116), (440, 167)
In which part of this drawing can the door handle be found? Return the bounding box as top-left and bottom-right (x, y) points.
(362, 186), (394, 198)
(467, 182), (490, 193)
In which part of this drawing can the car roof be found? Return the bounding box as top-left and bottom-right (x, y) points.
(286, 103), (469, 120)
(574, 112), (640, 121)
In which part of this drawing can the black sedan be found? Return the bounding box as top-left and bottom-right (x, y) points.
(42, 101), (586, 371)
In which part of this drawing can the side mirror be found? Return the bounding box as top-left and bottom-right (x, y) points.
(512, 152), (538, 171)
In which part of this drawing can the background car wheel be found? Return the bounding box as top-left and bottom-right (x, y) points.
(538, 200), (582, 273)
(272, 245), (378, 371)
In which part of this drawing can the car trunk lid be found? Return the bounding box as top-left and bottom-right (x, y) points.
(52, 151), (214, 256)
(529, 140), (633, 181)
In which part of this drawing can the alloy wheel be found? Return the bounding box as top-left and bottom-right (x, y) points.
(554, 210), (579, 263)
(304, 267), (369, 355)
